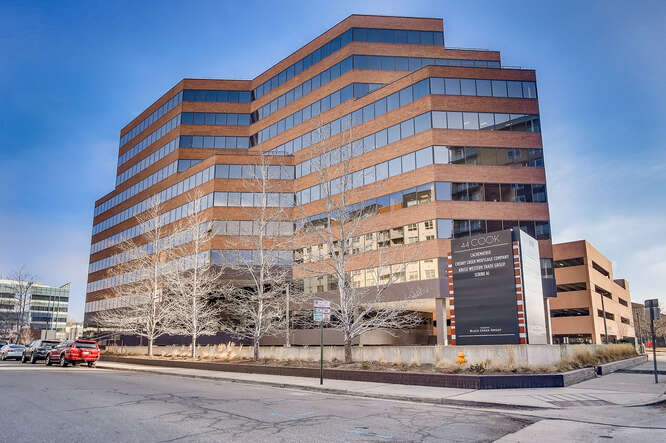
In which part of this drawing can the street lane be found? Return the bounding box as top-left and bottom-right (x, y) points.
(0, 360), (531, 442)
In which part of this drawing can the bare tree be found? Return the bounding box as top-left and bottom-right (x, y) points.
(10, 266), (36, 340)
(163, 191), (225, 359)
(94, 198), (176, 357)
(219, 156), (297, 360)
(295, 124), (424, 363)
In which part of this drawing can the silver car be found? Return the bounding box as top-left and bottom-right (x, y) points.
(0, 344), (26, 360)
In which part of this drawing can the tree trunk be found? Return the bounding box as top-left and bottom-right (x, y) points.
(253, 339), (259, 361)
(192, 335), (197, 359)
(344, 340), (352, 364)
(148, 338), (153, 357)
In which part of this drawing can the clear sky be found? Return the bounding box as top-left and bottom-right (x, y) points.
(1, 0), (665, 321)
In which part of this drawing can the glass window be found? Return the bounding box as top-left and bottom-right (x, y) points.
(468, 183), (483, 201)
(213, 192), (227, 206)
(472, 79), (490, 96)
(431, 111), (446, 128)
(375, 161), (388, 181)
(532, 184), (547, 202)
(430, 77), (445, 95)
(460, 79), (476, 95)
(484, 183), (501, 202)
(492, 80), (508, 97)
(520, 221), (536, 237)
(478, 113), (494, 130)
(387, 92), (400, 112)
(437, 219), (452, 238)
(363, 104), (375, 123)
(447, 112), (463, 129)
(241, 164), (254, 178)
(363, 134), (375, 153)
(363, 165), (375, 184)
(415, 147), (433, 168)
(240, 193), (253, 207)
(453, 220), (470, 238)
(229, 164), (242, 178)
(387, 124), (401, 144)
(400, 119), (414, 138)
(413, 79), (429, 100)
(388, 158), (401, 177)
(399, 86), (413, 106)
(435, 181), (451, 200)
(228, 192), (240, 206)
(507, 81), (523, 98)
(402, 152), (416, 172)
(463, 112), (479, 130)
(522, 82), (537, 99)
(215, 164), (229, 178)
(375, 129), (388, 148)
(414, 112), (431, 133)
(444, 78), (460, 95)
(433, 145), (449, 164)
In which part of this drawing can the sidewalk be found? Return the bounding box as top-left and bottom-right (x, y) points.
(96, 357), (666, 410)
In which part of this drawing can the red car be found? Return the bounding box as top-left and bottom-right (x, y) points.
(46, 340), (100, 367)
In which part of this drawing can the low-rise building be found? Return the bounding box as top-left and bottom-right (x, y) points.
(550, 241), (634, 344)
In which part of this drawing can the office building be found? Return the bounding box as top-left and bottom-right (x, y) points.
(0, 279), (70, 334)
(551, 240), (635, 344)
(85, 15), (553, 345)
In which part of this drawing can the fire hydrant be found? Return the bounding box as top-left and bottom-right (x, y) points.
(456, 351), (467, 365)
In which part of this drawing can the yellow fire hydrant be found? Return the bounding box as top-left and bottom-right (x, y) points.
(456, 351), (467, 365)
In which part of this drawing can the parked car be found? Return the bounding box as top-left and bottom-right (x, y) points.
(1, 344), (26, 360)
(21, 339), (60, 364)
(46, 340), (100, 367)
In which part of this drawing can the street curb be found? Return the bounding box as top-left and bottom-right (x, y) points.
(96, 362), (547, 411)
(596, 355), (648, 376)
(100, 355), (596, 389)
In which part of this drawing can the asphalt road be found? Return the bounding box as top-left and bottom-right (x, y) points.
(1, 360), (664, 442)
(0, 359), (533, 442)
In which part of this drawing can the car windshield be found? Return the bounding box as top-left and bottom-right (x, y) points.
(74, 341), (97, 349)
(42, 341), (59, 346)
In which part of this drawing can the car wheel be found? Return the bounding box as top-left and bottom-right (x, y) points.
(59, 355), (68, 368)
(30, 354), (37, 364)
(45, 355), (52, 366)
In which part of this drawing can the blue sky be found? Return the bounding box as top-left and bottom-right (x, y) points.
(1, 0), (665, 321)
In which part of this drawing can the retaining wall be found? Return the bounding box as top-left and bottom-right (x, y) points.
(105, 343), (635, 369)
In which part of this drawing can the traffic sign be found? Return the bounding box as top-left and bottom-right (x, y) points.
(313, 300), (331, 322)
(645, 299), (660, 320)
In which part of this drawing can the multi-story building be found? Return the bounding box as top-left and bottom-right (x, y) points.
(551, 240), (635, 344)
(0, 279), (70, 334)
(85, 15), (554, 345)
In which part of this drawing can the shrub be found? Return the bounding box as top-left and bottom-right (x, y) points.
(469, 361), (487, 374)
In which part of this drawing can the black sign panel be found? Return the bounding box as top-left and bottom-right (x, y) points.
(452, 230), (519, 345)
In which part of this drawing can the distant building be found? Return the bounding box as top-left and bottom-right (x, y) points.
(0, 279), (70, 334)
(66, 319), (84, 340)
(550, 241), (634, 344)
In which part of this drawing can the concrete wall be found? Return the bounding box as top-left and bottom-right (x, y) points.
(106, 343), (633, 369)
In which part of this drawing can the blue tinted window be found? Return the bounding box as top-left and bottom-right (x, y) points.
(445, 78), (460, 95)
(413, 79), (429, 100)
(461, 79), (476, 96)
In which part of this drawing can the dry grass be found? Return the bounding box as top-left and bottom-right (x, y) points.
(101, 343), (638, 373)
